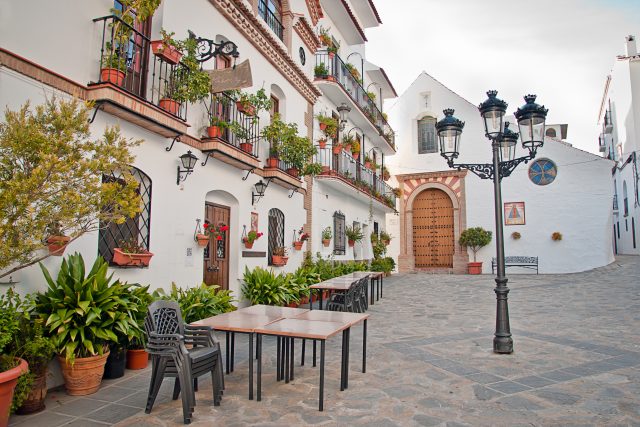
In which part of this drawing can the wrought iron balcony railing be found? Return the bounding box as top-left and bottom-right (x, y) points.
(315, 146), (396, 209)
(92, 15), (189, 121)
(258, 0), (284, 41)
(206, 92), (260, 157)
(265, 141), (300, 179)
(603, 109), (613, 133)
(315, 52), (395, 150)
(613, 195), (618, 211)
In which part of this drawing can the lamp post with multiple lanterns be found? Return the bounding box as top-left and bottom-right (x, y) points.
(436, 91), (548, 354)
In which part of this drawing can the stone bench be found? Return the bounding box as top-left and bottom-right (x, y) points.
(492, 256), (538, 274)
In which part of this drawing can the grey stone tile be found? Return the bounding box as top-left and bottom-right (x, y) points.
(472, 384), (504, 401)
(84, 403), (143, 424)
(413, 414), (444, 426)
(496, 395), (545, 410)
(532, 388), (581, 405)
(49, 397), (109, 417)
(64, 419), (111, 426)
(512, 375), (556, 388)
(465, 372), (505, 384)
(539, 369), (581, 382)
(89, 386), (139, 403)
(486, 381), (532, 394)
(9, 412), (74, 427)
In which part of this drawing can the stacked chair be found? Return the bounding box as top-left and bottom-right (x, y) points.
(327, 277), (369, 313)
(144, 301), (224, 424)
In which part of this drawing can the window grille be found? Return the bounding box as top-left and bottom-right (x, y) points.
(98, 167), (152, 264)
(418, 116), (437, 154)
(333, 211), (345, 255)
(268, 208), (285, 265)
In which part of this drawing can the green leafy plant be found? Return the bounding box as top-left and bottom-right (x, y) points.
(273, 246), (288, 257)
(262, 114), (299, 158)
(366, 90), (377, 101)
(163, 36), (211, 104)
(321, 227), (332, 240)
(371, 257), (394, 273)
(316, 114), (338, 139)
(279, 135), (318, 174)
(244, 230), (264, 245)
(209, 115), (229, 128)
(128, 284), (154, 349)
(229, 88), (272, 116)
(351, 140), (360, 154)
(36, 253), (141, 362)
(228, 120), (250, 141)
(314, 63), (329, 77)
(242, 267), (289, 306)
(345, 225), (364, 243)
(301, 162), (323, 176)
(154, 283), (236, 323)
(458, 227), (493, 262)
(341, 133), (355, 147)
(117, 237), (147, 254)
(380, 230), (392, 243)
(344, 63), (360, 81)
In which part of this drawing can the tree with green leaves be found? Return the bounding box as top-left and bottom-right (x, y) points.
(458, 227), (493, 262)
(0, 97), (142, 279)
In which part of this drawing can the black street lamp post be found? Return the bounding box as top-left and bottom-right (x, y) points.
(436, 91), (548, 354)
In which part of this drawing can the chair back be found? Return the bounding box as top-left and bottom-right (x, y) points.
(145, 300), (186, 337)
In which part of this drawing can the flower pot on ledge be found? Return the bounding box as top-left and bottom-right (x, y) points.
(150, 40), (183, 65)
(236, 101), (256, 116)
(159, 98), (180, 115)
(348, 240), (355, 247)
(100, 68), (125, 86)
(47, 235), (71, 256)
(332, 144), (343, 154)
(266, 157), (279, 168)
(286, 167), (299, 178)
(318, 140), (327, 149)
(271, 255), (288, 266)
(206, 125), (223, 138)
(0, 358), (28, 426)
(467, 262), (483, 275)
(240, 142), (253, 153)
(195, 234), (209, 247)
(113, 248), (154, 267)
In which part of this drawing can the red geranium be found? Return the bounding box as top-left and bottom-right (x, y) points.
(204, 221), (228, 240)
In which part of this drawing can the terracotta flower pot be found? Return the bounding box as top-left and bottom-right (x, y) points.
(16, 368), (47, 415)
(0, 358), (28, 425)
(206, 125), (223, 138)
(126, 349), (149, 370)
(293, 241), (303, 250)
(196, 234), (209, 247)
(240, 142), (253, 153)
(159, 98), (181, 115)
(383, 240), (390, 246)
(286, 167), (299, 178)
(100, 68), (125, 86)
(287, 301), (299, 308)
(271, 255), (288, 266)
(244, 241), (254, 249)
(236, 101), (255, 116)
(352, 152), (360, 160)
(150, 40), (183, 65)
(328, 52), (335, 59)
(47, 235), (71, 256)
(364, 161), (371, 169)
(321, 165), (331, 174)
(319, 123), (327, 131)
(467, 262), (483, 275)
(322, 239), (330, 247)
(344, 144), (352, 153)
(348, 240), (355, 247)
(318, 140), (327, 149)
(332, 144), (343, 154)
(58, 352), (108, 396)
(112, 248), (154, 267)
(266, 157), (279, 168)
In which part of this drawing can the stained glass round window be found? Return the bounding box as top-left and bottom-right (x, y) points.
(528, 158), (557, 186)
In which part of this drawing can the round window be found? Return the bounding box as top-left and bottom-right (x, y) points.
(299, 47), (306, 65)
(528, 158), (557, 186)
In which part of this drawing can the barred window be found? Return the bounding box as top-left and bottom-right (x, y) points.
(418, 116), (437, 154)
(98, 167), (152, 265)
(268, 208), (285, 265)
(333, 211), (345, 255)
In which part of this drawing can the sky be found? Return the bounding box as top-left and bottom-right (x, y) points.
(364, 0), (640, 154)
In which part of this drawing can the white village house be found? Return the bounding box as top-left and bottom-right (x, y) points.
(384, 72), (615, 274)
(0, 0), (397, 297)
(598, 35), (640, 255)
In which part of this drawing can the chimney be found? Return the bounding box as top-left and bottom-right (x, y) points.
(625, 35), (637, 56)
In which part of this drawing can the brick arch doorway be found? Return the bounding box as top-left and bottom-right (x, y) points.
(412, 188), (454, 268)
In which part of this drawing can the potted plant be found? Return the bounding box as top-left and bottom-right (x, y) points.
(242, 267), (290, 306)
(317, 138), (328, 149)
(153, 283), (235, 323)
(229, 88), (271, 117)
(345, 63), (361, 81)
(345, 225), (364, 247)
(380, 230), (392, 246)
(392, 187), (402, 198)
(279, 134), (318, 178)
(0, 289), (30, 424)
(113, 237), (154, 267)
(100, 44), (127, 86)
(318, 26), (332, 47)
(293, 227), (309, 250)
(203, 221), (229, 242)
(242, 230), (263, 249)
(341, 134), (354, 153)
(351, 140), (361, 159)
(206, 115), (228, 139)
(159, 36), (211, 115)
(150, 29), (183, 65)
(262, 114), (295, 168)
(195, 232), (209, 247)
(228, 120), (253, 153)
(126, 285), (153, 370)
(45, 222), (71, 256)
(314, 63), (332, 81)
(321, 227), (332, 247)
(363, 154), (372, 169)
(316, 114), (338, 140)
(458, 227), (493, 274)
(37, 253), (141, 395)
(271, 246), (289, 266)
(327, 42), (339, 58)
(381, 165), (390, 181)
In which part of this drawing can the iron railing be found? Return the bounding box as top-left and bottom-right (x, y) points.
(206, 92), (260, 157)
(93, 15), (188, 121)
(265, 141), (300, 179)
(315, 146), (396, 208)
(258, 0), (284, 41)
(603, 109), (613, 133)
(613, 195), (619, 211)
(315, 52), (395, 150)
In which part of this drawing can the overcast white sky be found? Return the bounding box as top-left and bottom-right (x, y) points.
(365, 0), (640, 153)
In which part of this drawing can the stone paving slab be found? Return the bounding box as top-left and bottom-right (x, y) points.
(9, 255), (640, 426)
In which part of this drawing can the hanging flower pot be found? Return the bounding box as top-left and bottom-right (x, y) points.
(319, 122), (327, 131)
(332, 144), (343, 154)
(195, 233), (209, 247)
(244, 241), (254, 249)
(240, 142), (254, 153)
(47, 235), (71, 256)
(293, 241), (303, 250)
(322, 239), (331, 247)
(352, 152), (360, 160)
(100, 68), (125, 86)
(348, 240), (355, 247)
(318, 139), (327, 149)
(266, 157), (279, 168)
(364, 161), (371, 169)
(271, 255), (288, 266)
(112, 248), (154, 267)
(150, 40), (183, 65)
(126, 349), (149, 370)
(236, 101), (256, 116)
(207, 125), (223, 138)
(159, 98), (181, 115)
(343, 143), (352, 153)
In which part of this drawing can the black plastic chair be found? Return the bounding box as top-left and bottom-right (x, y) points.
(144, 301), (223, 424)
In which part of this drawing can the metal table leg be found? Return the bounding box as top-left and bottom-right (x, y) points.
(363, 319), (367, 373)
(248, 333), (253, 400)
(345, 327), (350, 389)
(257, 334), (262, 402)
(225, 331), (230, 374)
(380, 275), (383, 298)
(301, 339), (306, 366)
(276, 336), (281, 381)
(230, 332), (235, 372)
(290, 337), (295, 381)
(340, 329), (347, 391)
(319, 340), (325, 411)
(370, 279), (375, 305)
(284, 337), (290, 383)
(313, 340), (317, 367)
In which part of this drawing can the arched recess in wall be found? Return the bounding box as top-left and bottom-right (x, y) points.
(270, 83), (286, 120)
(204, 190), (240, 291)
(214, 35), (233, 69)
(545, 128), (557, 138)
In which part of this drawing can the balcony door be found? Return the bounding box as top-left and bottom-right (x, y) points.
(203, 203), (230, 289)
(114, 0), (151, 98)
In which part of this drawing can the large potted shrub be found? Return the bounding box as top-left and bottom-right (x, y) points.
(37, 253), (141, 395)
(459, 227), (493, 274)
(279, 134), (318, 178)
(242, 267), (290, 306)
(154, 283), (236, 323)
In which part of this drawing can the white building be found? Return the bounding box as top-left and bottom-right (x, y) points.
(385, 72), (615, 274)
(597, 35), (640, 255)
(0, 0), (396, 298)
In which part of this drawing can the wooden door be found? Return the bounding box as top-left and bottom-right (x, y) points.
(412, 189), (454, 268)
(203, 203), (230, 289)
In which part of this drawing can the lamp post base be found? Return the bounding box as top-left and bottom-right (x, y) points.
(493, 336), (513, 354)
(493, 277), (513, 354)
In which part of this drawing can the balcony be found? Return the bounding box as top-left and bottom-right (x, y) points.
(314, 146), (397, 211)
(258, 0), (284, 41)
(314, 52), (396, 154)
(200, 92), (261, 170)
(88, 15), (193, 136)
(603, 109), (613, 133)
(263, 141), (304, 190)
(613, 195), (619, 212)
(598, 134), (607, 153)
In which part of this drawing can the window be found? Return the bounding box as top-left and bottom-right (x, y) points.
(617, 222), (620, 239)
(258, 0), (283, 40)
(374, 221), (379, 237)
(417, 116), (437, 154)
(333, 211), (345, 255)
(270, 95), (279, 120)
(545, 128), (557, 138)
(268, 208), (284, 265)
(98, 167), (152, 264)
(528, 158), (557, 186)
(623, 181), (629, 216)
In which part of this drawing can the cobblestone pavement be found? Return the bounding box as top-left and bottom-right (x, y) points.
(10, 256), (640, 426)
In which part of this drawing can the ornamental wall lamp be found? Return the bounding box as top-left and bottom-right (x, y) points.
(337, 103), (351, 131)
(188, 30), (240, 66)
(177, 151), (198, 185)
(436, 90), (548, 355)
(252, 179), (272, 205)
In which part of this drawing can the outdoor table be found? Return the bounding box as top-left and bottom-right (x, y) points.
(254, 318), (351, 411)
(310, 278), (356, 310)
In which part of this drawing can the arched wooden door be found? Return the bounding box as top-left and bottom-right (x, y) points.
(412, 189), (454, 268)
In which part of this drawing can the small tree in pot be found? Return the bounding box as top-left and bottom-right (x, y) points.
(458, 227), (492, 275)
(345, 225), (364, 247)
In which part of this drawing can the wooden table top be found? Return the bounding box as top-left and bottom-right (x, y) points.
(254, 318), (349, 340)
(191, 311), (281, 333)
(237, 304), (309, 317)
(309, 281), (354, 291)
(293, 311), (369, 326)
